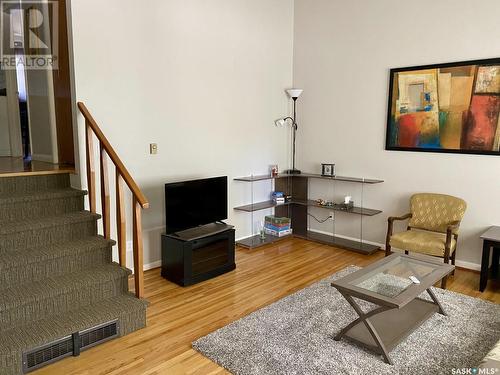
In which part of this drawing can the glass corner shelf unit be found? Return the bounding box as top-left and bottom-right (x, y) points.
(233, 172), (384, 254)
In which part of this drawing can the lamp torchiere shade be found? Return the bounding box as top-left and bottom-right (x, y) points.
(286, 88), (303, 99)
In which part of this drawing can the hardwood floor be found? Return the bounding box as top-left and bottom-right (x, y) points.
(0, 157), (74, 177)
(35, 238), (499, 375)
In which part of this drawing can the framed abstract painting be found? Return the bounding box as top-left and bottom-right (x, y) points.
(385, 58), (500, 155)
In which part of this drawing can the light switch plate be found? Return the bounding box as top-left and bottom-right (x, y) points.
(150, 143), (158, 155)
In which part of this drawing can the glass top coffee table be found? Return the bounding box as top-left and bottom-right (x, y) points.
(331, 253), (454, 364)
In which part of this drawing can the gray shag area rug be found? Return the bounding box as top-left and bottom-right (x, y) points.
(192, 266), (500, 375)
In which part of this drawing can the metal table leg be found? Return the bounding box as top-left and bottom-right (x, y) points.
(426, 287), (446, 316)
(334, 305), (389, 341)
(336, 292), (394, 365)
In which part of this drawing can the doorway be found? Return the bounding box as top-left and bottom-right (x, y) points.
(15, 52), (30, 160)
(0, 0), (75, 175)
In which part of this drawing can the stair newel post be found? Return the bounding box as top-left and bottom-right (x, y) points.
(116, 171), (127, 268)
(85, 120), (96, 213)
(133, 197), (144, 298)
(100, 143), (111, 239)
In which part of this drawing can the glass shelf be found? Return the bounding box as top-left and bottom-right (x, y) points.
(236, 233), (292, 248)
(234, 199), (382, 216)
(234, 173), (384, 184)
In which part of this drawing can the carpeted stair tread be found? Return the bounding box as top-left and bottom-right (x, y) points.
(0, 211), (100, 252)
(0, 263), (131, 333)
(0, 263), (130, 313)
(0, 236), (114, 268)
(0, 294), (148, 374)
(0, 293), (148, 351)
(0, 174), (70, 195)
(0, 236), (115, 289)
(0, 188), (86, 202)
(0, 211), (100, 236)
(0, 188), (87, 223)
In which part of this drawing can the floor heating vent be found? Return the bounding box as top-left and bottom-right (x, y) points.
(22, 335), (73, 373)
(79, 320), (119, 350)
(22, 320), (120, 373)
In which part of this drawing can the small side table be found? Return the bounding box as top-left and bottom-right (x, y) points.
(480, 226), (500, 292)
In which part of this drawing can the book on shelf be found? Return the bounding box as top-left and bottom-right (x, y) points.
(264, 223), (290, 232)
(273, 198), (285, 205)
(263, 227), (292, 237)
(264, 215), (291, 226)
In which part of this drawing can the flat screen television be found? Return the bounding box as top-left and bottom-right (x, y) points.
(165, 176), (228, 234)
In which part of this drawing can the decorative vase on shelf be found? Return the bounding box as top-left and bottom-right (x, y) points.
(259, 219), (266, 240)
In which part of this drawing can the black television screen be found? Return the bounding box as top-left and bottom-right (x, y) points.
(165, 176), (228, 234)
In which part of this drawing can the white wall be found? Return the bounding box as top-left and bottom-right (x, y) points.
(293, 0), (500, 267)
(25, 2), (59, 163)
(70, 0), (294, 268)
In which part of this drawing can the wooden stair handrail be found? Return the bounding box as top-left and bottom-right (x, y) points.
(77, 102), (149, 209)
(78, 101), (149, 299)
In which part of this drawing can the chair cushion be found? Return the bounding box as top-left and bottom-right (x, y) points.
(389, 229), (456, 257)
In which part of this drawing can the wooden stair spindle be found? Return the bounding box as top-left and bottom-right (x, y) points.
(85, 121), (96, 213)
(116, 171), (127, 268)
(133, 197), (144, 298)
(100, 144), (111, 239)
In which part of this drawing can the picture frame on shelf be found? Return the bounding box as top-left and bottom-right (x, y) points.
(321, 163), (335, 177)
(269, 164), (279, 177)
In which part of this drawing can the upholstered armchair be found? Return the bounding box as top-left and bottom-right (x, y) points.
(385, 193), (467, 289)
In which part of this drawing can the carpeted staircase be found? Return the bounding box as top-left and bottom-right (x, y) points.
(0, 173), (148, 374)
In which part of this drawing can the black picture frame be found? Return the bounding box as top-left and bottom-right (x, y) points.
(385, 57), (500, 156)
(321, 163), (335, 177)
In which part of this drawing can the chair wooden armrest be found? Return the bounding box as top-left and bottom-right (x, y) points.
(444, 220), (461, 260)
(385, 213), (412, 256)
(388, 213), (412, 224)
(446, 220), (461, 233)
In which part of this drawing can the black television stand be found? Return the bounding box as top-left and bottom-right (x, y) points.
(162, 224), (236, 286)
(174, 222), (234, 241)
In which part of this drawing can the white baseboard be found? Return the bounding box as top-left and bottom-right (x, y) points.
(124, 225), (165, 272)
(124, 247), (162, 272)
(454, 260), (481, 271)
(143, 260), (162, 271)
(0, 148), (11, 156)
(308, 229), (385, 249)
(308, 229), (481, 271)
